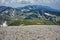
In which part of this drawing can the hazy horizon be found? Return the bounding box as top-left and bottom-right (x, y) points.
(0, 0), (60, 10)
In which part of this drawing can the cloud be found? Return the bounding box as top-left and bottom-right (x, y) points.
(0, 0), (55, 4)
(0, 0), (60, 10)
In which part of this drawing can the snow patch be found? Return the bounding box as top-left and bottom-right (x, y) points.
(45, 13), (51, 16)
(2, 21), (8, 27)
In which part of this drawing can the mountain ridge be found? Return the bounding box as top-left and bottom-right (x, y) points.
(0, 5), (60, 25)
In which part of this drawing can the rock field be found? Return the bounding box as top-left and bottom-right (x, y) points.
(0, 25), (60, 40)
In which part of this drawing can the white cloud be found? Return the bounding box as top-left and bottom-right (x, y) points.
(0, 0), (58, 5)
(1, 0), (5, 3)
(0, 0), (60, 10)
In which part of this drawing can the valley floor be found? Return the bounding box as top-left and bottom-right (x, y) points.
(0, 25), (60, 40)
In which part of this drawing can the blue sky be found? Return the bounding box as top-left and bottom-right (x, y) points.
(0, 0), (60, 10)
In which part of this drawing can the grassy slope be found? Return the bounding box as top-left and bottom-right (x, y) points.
(8, 19), (55, 26)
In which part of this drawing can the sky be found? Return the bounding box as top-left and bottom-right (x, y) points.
(0, 0), (60, 10)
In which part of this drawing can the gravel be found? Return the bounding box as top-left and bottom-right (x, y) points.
(0, 25), (60, 40)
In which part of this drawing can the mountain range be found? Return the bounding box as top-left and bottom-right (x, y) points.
(0, 5), (60, 25)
